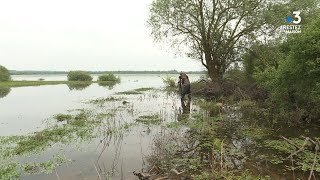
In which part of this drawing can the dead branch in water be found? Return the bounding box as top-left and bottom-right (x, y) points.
(280, 136), (300, 150)
(281, 136), (320, 180)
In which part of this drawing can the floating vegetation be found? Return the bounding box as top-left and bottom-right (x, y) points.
(23, 155), (70, 175)
(0, 109), (123, 158)
(116, 90), (143, 95)
(133, 87), (155, 92)
(88, 96), (125, 105)
(0, 162), (20, 180)
(0, 155), (70, 179)
(0, 103), (135, 179)
(135, 114), (162, 125)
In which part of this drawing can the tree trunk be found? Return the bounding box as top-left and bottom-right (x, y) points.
(206, 57), (223, 83)
(204, 53), (223, 96)
(203, 46), (223, 82)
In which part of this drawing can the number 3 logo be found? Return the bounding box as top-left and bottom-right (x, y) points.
(292, 11), (301, 24)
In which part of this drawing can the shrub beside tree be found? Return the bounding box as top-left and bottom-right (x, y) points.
(0, 65), (11, 82)
(67, 71), (93, 81)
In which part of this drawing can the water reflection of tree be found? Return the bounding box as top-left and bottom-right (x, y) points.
(0, 88), (11, 98)
(67, 83), (92, 91)
(98, 81), (119, 90)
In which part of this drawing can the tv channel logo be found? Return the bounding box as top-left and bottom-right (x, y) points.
(281, 11), (302, 33)
(286, 11), (301, 24)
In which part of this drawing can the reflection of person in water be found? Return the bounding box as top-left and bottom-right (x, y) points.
(181, 99), (190, 114)
(178, 73), (191, 101)
(178, 99), (191, 121)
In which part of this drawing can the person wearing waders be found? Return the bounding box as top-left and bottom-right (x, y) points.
(178, 73), (191, 101)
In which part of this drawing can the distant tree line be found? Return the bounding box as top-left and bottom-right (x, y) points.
(9, 70), (205, 75)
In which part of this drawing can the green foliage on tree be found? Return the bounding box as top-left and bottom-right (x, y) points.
(98, 74), (120, 82)
(148, 0), (271, 82)
(0, 65), (11, 82)
(67, 71), (93, 81)
(255, 13), (320, 112)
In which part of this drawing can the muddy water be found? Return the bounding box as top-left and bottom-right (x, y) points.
(0, 74), (200, 179)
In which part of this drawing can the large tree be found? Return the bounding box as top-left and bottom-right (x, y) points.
(148, 0), (274, 82)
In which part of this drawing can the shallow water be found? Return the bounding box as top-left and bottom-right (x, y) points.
(1, 74), (319, 179)
(0, 74), (200, 136)
(0, 74), (199, 179)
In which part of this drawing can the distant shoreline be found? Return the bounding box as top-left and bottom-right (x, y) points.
(10, 70), (206, 75)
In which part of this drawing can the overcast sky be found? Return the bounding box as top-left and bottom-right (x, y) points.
(0, 0), (203, 71)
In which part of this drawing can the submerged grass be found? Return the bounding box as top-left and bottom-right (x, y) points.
(0, 103), (135, 179)
(116, 90), (143, 95)
(0, 155), (70, 179)
(115, 87), (155, 95)
(0, 108), (128, 158)
(88, 96), (125, 105)
(133, 87), (155, 92)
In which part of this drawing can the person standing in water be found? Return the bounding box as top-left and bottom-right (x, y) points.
(178, 73), (191, 101)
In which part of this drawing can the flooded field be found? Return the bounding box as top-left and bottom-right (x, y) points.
(0, 74), (199, 179)
(1, 74), (319, 179)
